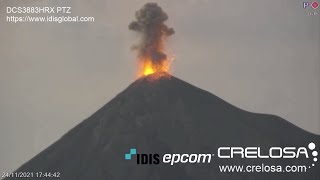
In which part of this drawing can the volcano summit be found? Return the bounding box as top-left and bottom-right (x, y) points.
(9, 73), (320, 180)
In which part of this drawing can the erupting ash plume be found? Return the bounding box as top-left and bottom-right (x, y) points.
(129, 3), (174, 77)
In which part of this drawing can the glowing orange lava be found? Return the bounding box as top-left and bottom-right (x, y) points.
(143, 61), (155, 76)
(138, 58), (172, 77)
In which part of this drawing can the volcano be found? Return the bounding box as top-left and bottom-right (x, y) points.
(9, 73), (319, 180)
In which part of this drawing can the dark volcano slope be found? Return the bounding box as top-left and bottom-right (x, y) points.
(11, 73), (320, 180)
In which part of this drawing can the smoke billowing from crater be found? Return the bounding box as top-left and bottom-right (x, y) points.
(129, 3), (174, 75)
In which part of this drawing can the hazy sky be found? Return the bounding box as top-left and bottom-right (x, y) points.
(0, 0), (319, 173)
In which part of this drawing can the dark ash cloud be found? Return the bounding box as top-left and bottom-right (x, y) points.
(129, 3), (174, 67)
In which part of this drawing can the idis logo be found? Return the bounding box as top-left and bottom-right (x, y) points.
(136, 154), (160, 164)
(124, 148), (160, 165)
(124, 148), (136, 160)
(124, 148), (212, 165)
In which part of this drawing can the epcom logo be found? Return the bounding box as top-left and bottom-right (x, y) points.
(124, 148), (213, 165)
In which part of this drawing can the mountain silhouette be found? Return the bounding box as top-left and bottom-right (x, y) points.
(8, 73), (320, 180)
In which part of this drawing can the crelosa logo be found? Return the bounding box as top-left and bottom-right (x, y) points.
(124, 143), (318, 167)
(218, 143), (317, 158)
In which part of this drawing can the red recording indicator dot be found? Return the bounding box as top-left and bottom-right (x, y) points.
(311, 1), (319, 9)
